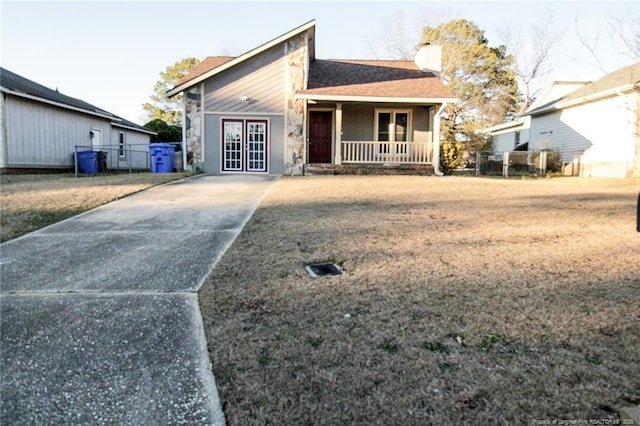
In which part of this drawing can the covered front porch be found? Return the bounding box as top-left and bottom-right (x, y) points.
(300, 100), (447, 171)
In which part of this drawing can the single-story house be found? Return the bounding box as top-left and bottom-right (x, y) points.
(166, 20), (456, 175)
(482, 116), (531, 153)
(0, 67), (155, 172)
(483, 81), (590, 153)
(484, 65), (639, 178)
(525, 63), (640, 178)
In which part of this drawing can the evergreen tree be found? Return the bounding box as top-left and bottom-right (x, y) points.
(143, 57), (200, 126)
(422, 19), (519, 148)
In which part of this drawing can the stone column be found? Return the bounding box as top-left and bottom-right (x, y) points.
(283, 34), (307, 176)
(184, 86), (203, 172)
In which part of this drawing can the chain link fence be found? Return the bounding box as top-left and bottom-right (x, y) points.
(73, 143), (183, 177)
(473, 150), (573, 177)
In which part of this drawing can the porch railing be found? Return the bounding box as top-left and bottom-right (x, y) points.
(341, 141), (432, 164)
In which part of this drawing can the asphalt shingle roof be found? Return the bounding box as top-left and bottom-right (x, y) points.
(0, 67), (152, 133)
(175, 57), (236, 87)
(173, 57), (454, 100)
(527, 62), (640, 115)
(298, 59), (455, 99)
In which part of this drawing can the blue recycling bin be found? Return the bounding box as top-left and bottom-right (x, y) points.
(150, 143), (175, 173)
(76, 150), (98, 174)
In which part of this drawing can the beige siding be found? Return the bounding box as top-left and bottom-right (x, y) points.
(204, 45), (286, 114)
(342, 104), (433, 143)
(342, 104), (374, 140)
(4, 96), (111, 167)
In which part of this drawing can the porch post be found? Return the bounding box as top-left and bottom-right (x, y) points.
(432, 103), (447, 176)
(335, 103), (342, 165)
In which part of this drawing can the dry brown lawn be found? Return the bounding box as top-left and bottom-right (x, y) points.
(0, 172), (190, 242)
(199, 175), (640, 425)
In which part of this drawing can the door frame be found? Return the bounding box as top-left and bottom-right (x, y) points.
(91, 128), (103, 150)
(307, 108), (335, 164)
(220, 118), (269, 173)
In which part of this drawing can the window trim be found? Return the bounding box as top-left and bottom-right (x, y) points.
(374, 109), (413, 143)
(118, 131), (126, 159)
(220, 118), (269, 173)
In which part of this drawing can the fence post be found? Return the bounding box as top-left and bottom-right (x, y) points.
(541, 151), (547, 175)
(503, 151), (510, 178)
(475, 151), (480, 176)
(74, 145), (79, 178)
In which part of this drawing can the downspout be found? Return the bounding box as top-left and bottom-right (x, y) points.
(432, 102), (447, 176)
(181, 92), (187, 172)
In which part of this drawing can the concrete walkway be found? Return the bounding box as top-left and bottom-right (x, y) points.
(0, 174), (278, 424)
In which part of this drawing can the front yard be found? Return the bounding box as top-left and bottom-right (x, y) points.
(0, 173), (190, 242)
(198, 176), (640, 424)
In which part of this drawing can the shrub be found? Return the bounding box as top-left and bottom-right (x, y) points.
(440, 141), (466, 174)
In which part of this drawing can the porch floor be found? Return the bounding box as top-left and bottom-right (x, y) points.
(304, 163), (435, 176)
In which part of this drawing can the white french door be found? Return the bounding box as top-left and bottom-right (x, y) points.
(222, 119), (267, 172)
(246, 121), (266, 171)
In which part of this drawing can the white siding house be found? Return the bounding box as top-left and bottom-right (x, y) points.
(483, 81), (589, 154)
(483, 116), (530, 152)
(0, 68), (155, 171)
(526, 63), (640, 178)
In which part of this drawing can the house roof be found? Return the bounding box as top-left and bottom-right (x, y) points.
(526, 62), (640, 116)
(295, 59), (455, 103)
(482, 116), (530, 135)
(175, 57), (235, 87)
(0, 67), (154, 134)
(166, 20), (316, 97)
(526, 80), (590, 111)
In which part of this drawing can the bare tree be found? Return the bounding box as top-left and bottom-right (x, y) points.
(575, 3), (640, 73)
(364, 11), (420, 60)
(609, 3), (640, 60)
(364, 8), (453, 60)
(499, 8), (561, 113)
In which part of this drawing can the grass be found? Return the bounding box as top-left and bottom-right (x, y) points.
(198, 175), (640, 424)
(0, 172), (191, 242)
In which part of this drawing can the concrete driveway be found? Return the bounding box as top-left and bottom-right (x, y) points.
(0, 174), (278, 424)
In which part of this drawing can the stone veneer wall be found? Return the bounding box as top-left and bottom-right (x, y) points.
(283, 33), (307, 176)
(184, 87), (203, 172)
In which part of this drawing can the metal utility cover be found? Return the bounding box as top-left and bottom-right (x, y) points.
(305, 263), (342, 278)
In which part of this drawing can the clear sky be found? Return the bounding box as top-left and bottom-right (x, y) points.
(1, 1), (637, 124)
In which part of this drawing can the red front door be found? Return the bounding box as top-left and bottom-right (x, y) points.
(309, 111), (332, 163)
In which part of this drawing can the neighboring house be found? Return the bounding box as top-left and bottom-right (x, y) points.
(526, 63), (640, 178)
(484, 65), (640, 178)
(483, 81), (590, 153)
(166, 20), (456, 175)
(0, 67), (155, 172)
(483, 116), (531, 153)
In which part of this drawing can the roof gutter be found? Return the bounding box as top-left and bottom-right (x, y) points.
(432, 102), (448, 177)
(295, 93), (455, 104)
(527, 82), (637, 116)
(110, 122), (157, 135)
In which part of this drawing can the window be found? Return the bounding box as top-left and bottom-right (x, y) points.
(514, 131), (520, 150)
(118, 132), (126, 158)
(375, 109), (412, 155)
